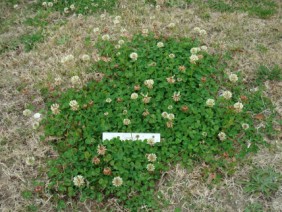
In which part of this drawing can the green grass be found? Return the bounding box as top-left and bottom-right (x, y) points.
(186, 0), (278, 19)
(241, 167), (282, 198)
(255, 65), (282, 85)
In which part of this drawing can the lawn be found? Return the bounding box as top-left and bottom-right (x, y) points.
(0, 0), (281, 211)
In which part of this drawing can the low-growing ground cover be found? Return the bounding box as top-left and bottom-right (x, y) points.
(38, 32), (275, 210)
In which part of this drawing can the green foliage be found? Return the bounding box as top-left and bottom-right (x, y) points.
(42, 33), (274, 210)
(36, 0), (117, 15)
(20, 31), (45, 52)
(186, 0), (278, 19)
(22, 190), (33, 200)
(241, 167), (282, 198)
(255, 65), (282, 85)
(244, 202), (264, 212)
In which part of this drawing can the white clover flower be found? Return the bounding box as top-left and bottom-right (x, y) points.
(172, 91), (181, 102)
(102, 34), (110, 41)
(157, 42), (164, 48)
(33, 113), (42, 119)
(104, 112), (109, 116)
(51, 104), (60, 115)
(42, 2), (47, 7)
(206, 99), (215, 107)
(64, 7), (69, 13)
(156, 5), (161, 10)
(168, 113), (175, 120)
(73, 175), (85, 187)
(81, 54), (90, 61)
(112, 176), (123, 187)
(168, 105), (173, 110)
(70, 4), (75, 10)
(118, 40), (125, 45)
(131, 93), (138, 100)
(23, 109), (32, 117)
(190, 47), (199, 54)
(105, 98), (112, 103)
(229, 73), (238, 83)
(167, 75), (175, 84)
(222, 91), (232, 100)
(169, 53), (175, 59)
(147, 138), (155, 146)
(201, 45), (208, 51)
(32, 121), (40, 130)
(147, 163), (155, 171)
(55, 77), (63, 86)
(25, 156), (35, 166)
(141, 93), (151, 104)
(144, 79), (154, 89)
(115, 45), (121, 49)
(242, 123), (249, 130)
(234, 102), (243, 113)
(161, 112), (168, 118)
(190, 54), (199, 63)
(61, 54), (74, 64)
(93, 27), (100, 33)
(69, 100), (79, 111)
(47, 2), (53, 7)
(129, 52), (138, 61)
(193, 27), (201, 33)
(218, 132), (226, 141)
(200, 29), (207, 36)
(13, 4), (19, 9)
(147, 153), (157, 162)
(123, 119), (131, 125)
(167, 22), (176, 28)
(71, 76), (81, 85)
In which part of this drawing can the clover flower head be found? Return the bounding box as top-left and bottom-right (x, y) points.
(147, 163), (155, 171)
(130, 52), (138, 61)
(102, 34), (110, 41)
(123, 119), (131, 125)
(51, 103), (60, 115)
(112, 176), (123, 187)
(69, 100), (79, 111)
(172, 91), (181, 102)
(73, 175), (85, 187)
(234, 102), (243, 113)
(23, 109), (32, 117)
(71, 76), (81, 85)
(206, 99), (215, 107)
(144, 79), (154, 89)
(242, 123), (249, 130)
(131, 93), (138, 100)
(218, 132), (226, 141)
(157, 42), (164, 48)
(147, 153), (157, 162)
(229, 73), (238, 83)
(222, 91), (232, 100)
(97, 144), (107, 155)
(167, 75), (175, 84)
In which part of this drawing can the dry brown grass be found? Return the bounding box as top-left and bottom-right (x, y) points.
(0, 0), (281, 211)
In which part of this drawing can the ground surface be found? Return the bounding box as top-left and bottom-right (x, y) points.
(0, 0), (281, 211)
